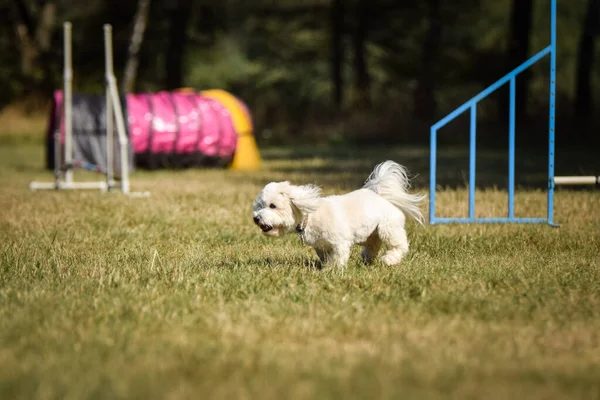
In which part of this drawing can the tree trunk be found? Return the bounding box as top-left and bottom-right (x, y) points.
(352, 0), (370, 107)
(35, 1), (55, 51)
(123, 0), (151, 93)
(413, 0), (441, 122)
(198, 5), (217, 44)
(12, 0), (56, 96)
(575, 0), (600, 119)
(330, 0), (344, 109)
(37, 1), (56, 95)
(15, 23), (38, 76)
(165, 0), (192, 90)
(502, 0), (534, 121)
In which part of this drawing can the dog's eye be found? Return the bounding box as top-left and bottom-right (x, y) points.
(269, 203), (276, 209)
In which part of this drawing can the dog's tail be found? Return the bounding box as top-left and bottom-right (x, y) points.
(363, 160), (426, 226)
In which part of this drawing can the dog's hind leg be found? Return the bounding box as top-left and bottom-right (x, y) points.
(378, 219), (409, 266)
(361, 233), (382, 265)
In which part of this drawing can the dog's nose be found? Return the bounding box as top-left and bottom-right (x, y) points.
(253, 216), (260, 224)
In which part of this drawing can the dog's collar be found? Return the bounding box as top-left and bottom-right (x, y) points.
(296, 215), (309, 245)
(296, 215), (309, 233)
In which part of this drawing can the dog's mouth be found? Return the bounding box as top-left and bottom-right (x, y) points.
(259, 223), (273, 233)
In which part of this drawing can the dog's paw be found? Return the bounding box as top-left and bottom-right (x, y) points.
(380, 253), (401, 266)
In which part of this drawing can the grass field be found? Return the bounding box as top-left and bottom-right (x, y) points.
(1, 138), (599, 399)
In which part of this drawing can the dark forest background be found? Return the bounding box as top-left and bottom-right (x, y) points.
(1, 0), (599, 147)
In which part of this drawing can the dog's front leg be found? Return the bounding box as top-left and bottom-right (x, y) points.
(313, 248), (329, 270)
(315, 248), (327, 263)
(326, 244), (351, 268)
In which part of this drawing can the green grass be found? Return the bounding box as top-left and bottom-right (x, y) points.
(1, 141), (599, 400)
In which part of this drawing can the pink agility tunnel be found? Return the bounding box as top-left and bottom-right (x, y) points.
(127, 91), (238, 168)
(46, 90), (243, 170)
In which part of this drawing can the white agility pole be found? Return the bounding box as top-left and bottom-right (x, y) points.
(30, 22), (108, 192)
(554, 176), (600, 186)
(105, 27), (115, 191)
(63, 21), (73, 185)
(104, 24), (126, 193)
(104, 24), (150, 197)
(105, 24), (149, 197)
(30, 22), (148, 197)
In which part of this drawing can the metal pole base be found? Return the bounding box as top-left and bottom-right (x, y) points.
(29, 181), (108, 191)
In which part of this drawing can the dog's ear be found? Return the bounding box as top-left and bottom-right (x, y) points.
(287, 184), (322, 214)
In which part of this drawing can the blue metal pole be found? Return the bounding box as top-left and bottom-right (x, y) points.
(433, 217), (549, 224)
(509, 77), (516, 220)
(548, 0), (557, 226)
(430, 127), (437, 224)
(469, 104), (476, 220)
(428, 0), (557, 226)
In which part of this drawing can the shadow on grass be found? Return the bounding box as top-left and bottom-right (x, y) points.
(258, 143), (599, 191)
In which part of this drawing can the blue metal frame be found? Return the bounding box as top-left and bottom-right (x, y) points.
(430, 0), (557, 226)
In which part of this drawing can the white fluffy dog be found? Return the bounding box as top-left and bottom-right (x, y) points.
(252, 160), (425, 268)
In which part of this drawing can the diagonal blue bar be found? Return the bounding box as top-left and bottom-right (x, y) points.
(432, 46), (551, 131)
